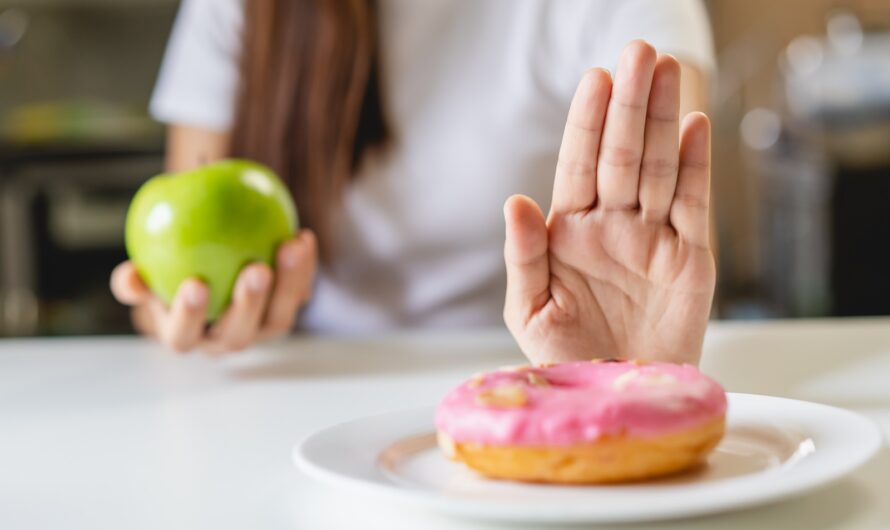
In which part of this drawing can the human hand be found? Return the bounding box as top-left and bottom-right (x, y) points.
(503, 41), (715, 365)
(111, 230), (317, 354)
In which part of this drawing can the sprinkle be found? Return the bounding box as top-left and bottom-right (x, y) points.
(498, 364), (532, 372)
(611, 369), (640, 391)
(475, 384), (528, 407)
(637, 373), (679, 387)
(467, 375), (485, 388)
(613, 369), (679, 391)
(526, 372), (549, 386)
(437, 432), (456, 458)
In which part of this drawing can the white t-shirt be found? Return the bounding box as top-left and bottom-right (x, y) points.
(151, 0), (715, 334)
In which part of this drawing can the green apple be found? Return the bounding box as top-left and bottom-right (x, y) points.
(125, 159), (297, 321)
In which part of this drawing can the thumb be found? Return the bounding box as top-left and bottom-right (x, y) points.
(503, 195), (550, 326)
(110, 261), (152, 306)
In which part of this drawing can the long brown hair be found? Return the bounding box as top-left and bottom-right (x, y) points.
(230, 0), (388, 254)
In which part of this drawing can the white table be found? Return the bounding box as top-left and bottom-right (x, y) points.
(2, 319), (889, 529)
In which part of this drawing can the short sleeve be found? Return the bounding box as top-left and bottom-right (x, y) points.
(149, 0), (244, 131)
(595, 0), (716, 73)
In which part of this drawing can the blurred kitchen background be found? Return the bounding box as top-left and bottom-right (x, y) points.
(1, 0), (889, 336)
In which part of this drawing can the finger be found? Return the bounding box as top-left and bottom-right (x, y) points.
(671, 112), (711, 247)
(131, 304), (157, 337)
(158, 279), (209, 353)
(205, 263), (273, 353)
(261, 231), (317, 339)
(550, 68), (612, 215)
(110, 261), (152, 306)
(596, 40), (657, 209)
(639, 54), (682, 223)
(503, 195), (549, 328)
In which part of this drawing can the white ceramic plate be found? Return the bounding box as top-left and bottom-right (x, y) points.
(293, 393), (882, 523)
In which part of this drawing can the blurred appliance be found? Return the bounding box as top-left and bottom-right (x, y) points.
(1, 148), (163, 336)
(0, 1), (176, 336)
(751, 14), (890, 316)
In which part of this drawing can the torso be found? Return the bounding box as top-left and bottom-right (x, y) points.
(301, 0), (591, 332)
(151, 0), (715, 333)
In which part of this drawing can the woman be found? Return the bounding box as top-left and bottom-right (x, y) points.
(111, 0), (716, 364)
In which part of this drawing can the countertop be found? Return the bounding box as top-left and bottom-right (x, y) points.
(1, 318), (889, 529)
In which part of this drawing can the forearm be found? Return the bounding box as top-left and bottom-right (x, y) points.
(164, 124), (232, 172)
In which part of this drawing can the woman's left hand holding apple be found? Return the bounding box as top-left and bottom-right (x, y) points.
(110, 230), (317, 354)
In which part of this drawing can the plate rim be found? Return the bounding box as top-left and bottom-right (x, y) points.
(292, 393), (883, 523)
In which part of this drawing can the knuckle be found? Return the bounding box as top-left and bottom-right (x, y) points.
(234, 288), (265, 309)
(264, 317), (293, 336)
(611, 97), (647, 112)
(263, 328), (286, 340)
(673, 193), (708, 210)
(556, 157), (597, 178)
(170, 343), (191, 354)
(566, 116), (603, 134)
(682, 159), (710, 170)
(164, 336), (192, 354)
(200, 342), (227, 356)
(646, 110), (679, 125)
(640, 157), (679, 179)
(242, 288), (266, 305)
(641, 207), (670, 224)
(600, 144), (642, 169)
(226, 336), (253, 352)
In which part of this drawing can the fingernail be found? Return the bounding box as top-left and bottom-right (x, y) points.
(185, 284), (207, 308)
(247, 268), (270, 292)
(280, 246), (299, 269)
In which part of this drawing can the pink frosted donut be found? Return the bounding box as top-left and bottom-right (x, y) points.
(435, 360), (727, 483)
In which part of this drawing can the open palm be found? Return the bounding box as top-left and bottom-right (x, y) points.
(504, 41), (715, 365)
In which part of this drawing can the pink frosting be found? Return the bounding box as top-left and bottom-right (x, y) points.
(435, 361), (727, 447)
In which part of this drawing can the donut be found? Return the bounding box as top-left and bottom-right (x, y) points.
(435, 360), (727, 484)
